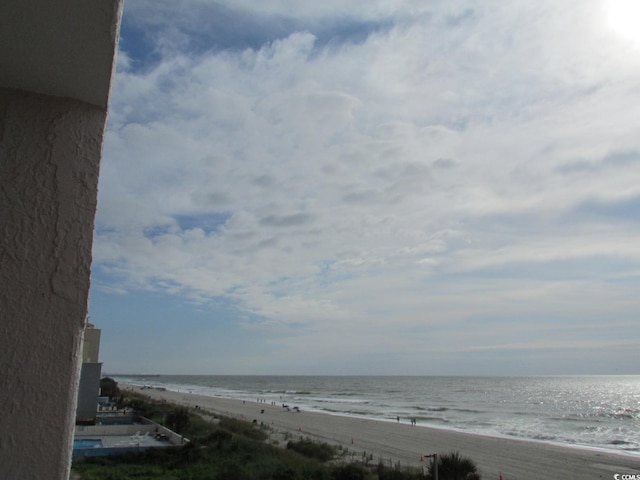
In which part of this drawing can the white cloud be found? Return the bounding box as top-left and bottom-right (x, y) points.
(94, 0), (640, 373)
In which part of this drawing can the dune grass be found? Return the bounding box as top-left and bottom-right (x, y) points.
(73, 391), (467, 480)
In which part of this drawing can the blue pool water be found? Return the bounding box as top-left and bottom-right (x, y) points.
(73, 438), (103, 449)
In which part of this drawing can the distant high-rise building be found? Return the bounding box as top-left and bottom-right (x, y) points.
(76, 323), (102, 424)
(82, 322), (101, 363)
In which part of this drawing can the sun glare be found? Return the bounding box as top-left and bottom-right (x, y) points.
(607, 0), (640, 45)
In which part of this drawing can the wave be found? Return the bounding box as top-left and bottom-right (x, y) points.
(559, 409), (640, 422)
(415, 416), (451, 424)
(266, 389), (313, 395)
(114, 374), (640, 456)
(450, 408), (484, 414)
(609, 439), (632, 445)
(503, 430), (560, 443)
(411, 405), (479, 414)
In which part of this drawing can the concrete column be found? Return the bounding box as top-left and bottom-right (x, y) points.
(0, 88), (107, 479)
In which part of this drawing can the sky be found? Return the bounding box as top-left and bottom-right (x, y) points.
(90, 0), (640, 376)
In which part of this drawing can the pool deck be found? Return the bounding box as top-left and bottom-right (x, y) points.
(76, 432), (177, 448)
(73, 419), (186, 458)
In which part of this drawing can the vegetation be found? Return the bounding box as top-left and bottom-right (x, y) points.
(99, 377), (119, 399)
(428, 452), (481, 480)
(165, 406), (191, 434)
(286, 439), (337, 462)
(218, 416), (269, 442)
(73, 388), (481, 480)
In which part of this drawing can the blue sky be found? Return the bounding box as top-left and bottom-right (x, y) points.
(90, 0), (640, 375)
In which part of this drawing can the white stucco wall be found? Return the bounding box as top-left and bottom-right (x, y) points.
(0, 88), (107, 479)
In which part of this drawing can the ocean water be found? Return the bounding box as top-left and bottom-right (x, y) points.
(113, 375), (640, 455)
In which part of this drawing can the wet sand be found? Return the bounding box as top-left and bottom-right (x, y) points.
(124, 384), (640, 480)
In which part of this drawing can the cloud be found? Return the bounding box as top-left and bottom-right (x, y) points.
(93, 0), (640, 374)
(259, 213), (315, 228)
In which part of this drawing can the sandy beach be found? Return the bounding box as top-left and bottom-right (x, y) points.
(124, 385), (640, 480)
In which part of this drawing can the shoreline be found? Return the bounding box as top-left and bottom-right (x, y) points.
(310, 407), (640, 461)
(123, 381), (640, 460)
(122, 384), (640, 480)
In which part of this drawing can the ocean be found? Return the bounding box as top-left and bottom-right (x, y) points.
(112, 374), (640, 455)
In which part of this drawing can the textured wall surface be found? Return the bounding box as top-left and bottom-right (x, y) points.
(0, 88), (106, 479)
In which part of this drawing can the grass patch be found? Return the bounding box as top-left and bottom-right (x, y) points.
(217, 416), (269, 442)
(287, 438), (337, 462)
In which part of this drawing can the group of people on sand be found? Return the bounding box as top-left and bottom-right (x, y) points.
(397, 416), (418, 426)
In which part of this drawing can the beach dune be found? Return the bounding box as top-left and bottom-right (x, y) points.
(124, 385), (639, 480)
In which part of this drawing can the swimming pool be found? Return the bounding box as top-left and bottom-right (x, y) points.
(73, 438), (103, 448)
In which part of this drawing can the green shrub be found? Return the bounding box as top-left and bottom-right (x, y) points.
(165, 406), (191, 433)
(217, 416), (269, 441)
(331, 463), (369, 480)
(205, 429), (233, 446)
(99, 377), (120, 399)
(428, 452), (480, 480)
(378, 465), (423, 480)
(286, 439), (337, 462)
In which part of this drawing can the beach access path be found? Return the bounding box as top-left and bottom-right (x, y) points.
(123, 385), (639, 480)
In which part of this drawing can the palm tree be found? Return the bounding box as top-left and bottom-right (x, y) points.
(428, 452), (480, 480)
